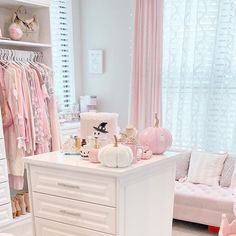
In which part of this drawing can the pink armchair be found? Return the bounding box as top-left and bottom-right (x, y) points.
(219, 214), (236, 236)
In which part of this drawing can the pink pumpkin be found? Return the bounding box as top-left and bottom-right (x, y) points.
(139, 114), (172, 154)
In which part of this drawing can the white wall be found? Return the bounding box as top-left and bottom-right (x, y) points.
(79, 0), (133, 128)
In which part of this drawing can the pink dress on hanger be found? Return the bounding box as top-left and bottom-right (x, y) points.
(31, 69), (50, 154)
(21, 68), (35, 155)
(35, 64), (61, 151)
(2, 64), (25, 190)
(43, 67), (61, 151)
(0, 60), (61, 190)
(14, 65), (26, 150)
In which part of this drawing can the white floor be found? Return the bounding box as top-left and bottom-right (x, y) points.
(0, 214), (33, 236)
(1, 219), (217, 236)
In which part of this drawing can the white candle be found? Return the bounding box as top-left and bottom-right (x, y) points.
(80, 112), (119, 139)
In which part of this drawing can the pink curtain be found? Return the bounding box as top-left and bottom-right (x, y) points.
(129, 0), (164, 131)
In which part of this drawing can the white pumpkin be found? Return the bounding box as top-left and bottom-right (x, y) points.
(98, 135), (133, 168)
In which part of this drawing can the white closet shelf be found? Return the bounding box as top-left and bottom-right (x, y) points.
(12, 213), (32, 224)
(0, 39), (51, 48)
(0, 0), (49, 8)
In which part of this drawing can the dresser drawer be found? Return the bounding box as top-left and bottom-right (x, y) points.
(35, 217), (112, 236)
(0, 160), (8, 183)
(0, 204), (12, 227)
(33, 193), (116, 234)
(31, 166), (116, 207)
(0, 139), (6, 160)
(0, 182), (10, 205)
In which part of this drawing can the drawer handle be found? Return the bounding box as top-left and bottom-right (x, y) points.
(59, 209), (81, 217)
(57, 182), (80, 189)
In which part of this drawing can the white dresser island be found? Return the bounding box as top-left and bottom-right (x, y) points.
(24, 151), (180, 236)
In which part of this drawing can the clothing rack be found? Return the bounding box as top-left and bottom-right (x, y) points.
(0, 48), (60, 191)
(0, 48), (43, 62)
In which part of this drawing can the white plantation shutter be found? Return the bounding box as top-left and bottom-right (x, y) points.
(50, 0), (75, 109)
(162, 0), (236, 152)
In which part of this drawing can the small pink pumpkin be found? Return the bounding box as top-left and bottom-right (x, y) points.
(139, 114), (172, 154)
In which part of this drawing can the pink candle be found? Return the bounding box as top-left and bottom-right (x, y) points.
(89, 139), (100, 163)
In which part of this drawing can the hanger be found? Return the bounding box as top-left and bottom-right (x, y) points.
(0, 49), (49, 73)
(0, 49), (9, 67)
(0, 49), (7, 69)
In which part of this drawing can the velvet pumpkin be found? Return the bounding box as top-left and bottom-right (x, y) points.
(98, 135), (133, 168)
(139, 114), (172, 154)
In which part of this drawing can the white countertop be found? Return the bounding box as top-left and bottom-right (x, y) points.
(24, 151), (180, 177)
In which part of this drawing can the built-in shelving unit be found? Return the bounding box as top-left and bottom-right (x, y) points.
(12, 213), (32, 224)
(0, 0), (51, 233)
(0, 0), (51, 51)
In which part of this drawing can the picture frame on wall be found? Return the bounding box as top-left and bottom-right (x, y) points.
(88, 49), (104, 74)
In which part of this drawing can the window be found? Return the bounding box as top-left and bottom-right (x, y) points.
(50, 0), (75, 109)
(162, 0), (236, 152)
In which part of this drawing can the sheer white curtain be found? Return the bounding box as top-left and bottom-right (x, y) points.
(162, 0), (236, 152)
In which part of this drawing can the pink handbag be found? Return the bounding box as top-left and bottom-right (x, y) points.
(10, 6), (39, 42)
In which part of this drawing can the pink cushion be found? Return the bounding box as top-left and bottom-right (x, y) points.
(220, 155), (236, 187)
(175, 151), (191, 180)
(175, 181), (234, 213)
(187, 151), (227, 186)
